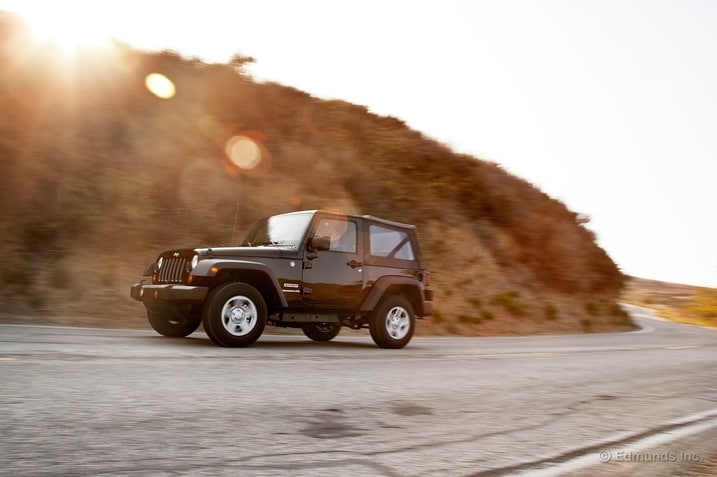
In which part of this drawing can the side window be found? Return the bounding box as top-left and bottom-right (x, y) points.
(369, 225), (415, 261)
(314, 218), (357, 253)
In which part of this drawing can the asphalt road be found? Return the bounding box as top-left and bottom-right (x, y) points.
(1, 306), (716, 476)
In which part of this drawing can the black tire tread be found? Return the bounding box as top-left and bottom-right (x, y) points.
(202, 282), (267, 347)
(147, 308), (201, 338)
(302, 324), (341, 342)
(369, 294), (416, 349)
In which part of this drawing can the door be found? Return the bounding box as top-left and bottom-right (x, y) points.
(301, 216), (364, 309)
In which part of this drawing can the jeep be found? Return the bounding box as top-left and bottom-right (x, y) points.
(130, 210), (433, 348)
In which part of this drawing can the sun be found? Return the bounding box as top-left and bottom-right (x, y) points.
(10, 3), (115, 56)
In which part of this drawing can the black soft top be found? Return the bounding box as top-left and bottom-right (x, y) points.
(277, 210), (416, 231)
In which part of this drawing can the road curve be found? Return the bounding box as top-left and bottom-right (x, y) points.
(1, 306), (716, 476)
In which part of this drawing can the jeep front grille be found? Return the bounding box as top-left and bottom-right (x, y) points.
(156, 257), (188, 284)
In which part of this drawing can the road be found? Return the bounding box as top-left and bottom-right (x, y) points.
(1, 306), (716, 476)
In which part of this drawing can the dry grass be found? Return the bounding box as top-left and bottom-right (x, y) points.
(621, 277), (717, 328)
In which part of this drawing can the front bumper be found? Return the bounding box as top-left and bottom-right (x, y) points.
(130, 283), (209, 305)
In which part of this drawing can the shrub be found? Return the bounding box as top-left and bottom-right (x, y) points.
(687, 288), (717, 320)
(432, 309), (444, 323)
(544, 304), (558, 321)
(26, 292), (46, 309)
(50, 264), (72, 289)
(468, 296), (482, 308)
(492, 291), (523, 315)
(458, 314), (483, 324)
(1, 266), (34, 286)
(585, 301), (599, 316)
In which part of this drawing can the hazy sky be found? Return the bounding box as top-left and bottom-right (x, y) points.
(3, 0), (716, 287)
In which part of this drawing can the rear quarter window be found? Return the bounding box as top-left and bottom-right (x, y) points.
(369, 224), (415, 262)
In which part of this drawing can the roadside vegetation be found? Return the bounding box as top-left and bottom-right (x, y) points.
(0, 13), (632, 335)
(622, 277), (717, 328)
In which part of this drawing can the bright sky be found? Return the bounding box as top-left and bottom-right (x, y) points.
(3, 0), (716, 287)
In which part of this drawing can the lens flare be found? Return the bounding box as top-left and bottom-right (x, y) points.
(145, 73), (175, 99)
(221, 131), (270, 177)
(225, 135), (262, 170)
(13, 5), (113, 56)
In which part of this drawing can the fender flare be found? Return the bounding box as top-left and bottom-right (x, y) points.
(360, 276), (426, 316)
(192, 259), (288, 307)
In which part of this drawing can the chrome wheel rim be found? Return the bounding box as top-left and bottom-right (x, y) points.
(385, 306), (410, 340)
(221, 295), (258, 336)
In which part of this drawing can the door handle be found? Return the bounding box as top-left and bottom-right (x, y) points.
(346, 260), (362, 268)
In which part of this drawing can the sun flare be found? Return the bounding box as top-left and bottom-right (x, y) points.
(11, 4), (114, 56)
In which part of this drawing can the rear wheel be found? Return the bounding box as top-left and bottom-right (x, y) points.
(302, 323), (341, 342)
(146, 308), (201, 337)
(369, 295), (415, 349)
(202, 283), (267, 347)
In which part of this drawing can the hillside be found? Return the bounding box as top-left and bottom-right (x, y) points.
(0, 13), (632, 335)
(622, 276), (717, 328)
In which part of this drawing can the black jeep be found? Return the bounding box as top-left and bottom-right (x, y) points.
(130, 210), (433, 348)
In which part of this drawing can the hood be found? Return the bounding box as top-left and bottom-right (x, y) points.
(194, 245), (300, 260)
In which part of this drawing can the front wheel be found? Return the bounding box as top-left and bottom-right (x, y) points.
(202, 283), (267, 347)
(146, 308), (201, 337)
(369, 295), (416, 349)
(302, 323), (341, 342)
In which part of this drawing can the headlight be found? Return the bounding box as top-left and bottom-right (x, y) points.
(157, 257), (164, 269)
(190, 254), (199, 270)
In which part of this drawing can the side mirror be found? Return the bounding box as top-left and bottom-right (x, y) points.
(309, 235), (331, 252)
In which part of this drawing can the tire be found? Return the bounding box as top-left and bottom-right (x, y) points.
(146, 308), (201, 337)
(302, 323), (341, 342)
(369, 295), (416, 349)
(202, 283), (267, 347)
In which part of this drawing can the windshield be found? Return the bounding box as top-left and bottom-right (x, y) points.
(242, 212), (314, 248)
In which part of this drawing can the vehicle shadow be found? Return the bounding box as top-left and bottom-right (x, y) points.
(143, 333), (379, 349)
